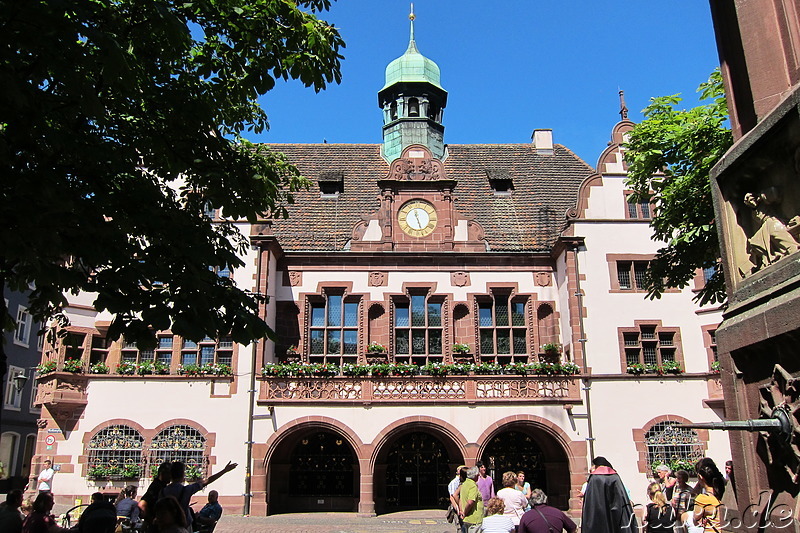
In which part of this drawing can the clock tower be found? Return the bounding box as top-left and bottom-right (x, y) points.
(378, 7), (448, 163)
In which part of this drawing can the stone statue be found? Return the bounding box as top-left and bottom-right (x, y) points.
(742, 188), (799, 275)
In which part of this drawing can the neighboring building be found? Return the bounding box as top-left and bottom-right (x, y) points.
(29, 18), (729, 516)
(1, 289), (42, 493)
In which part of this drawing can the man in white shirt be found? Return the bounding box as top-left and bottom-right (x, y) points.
(37, 460), (55, 494)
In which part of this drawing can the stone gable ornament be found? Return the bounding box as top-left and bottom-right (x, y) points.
(535, 272), (552, 287)
(451, 272), (470, 287)
(288, 271), (302, 287)
(388, 156), (444, 181)
(369, 272), (387, 287)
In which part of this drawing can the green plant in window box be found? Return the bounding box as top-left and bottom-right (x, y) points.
(473, 362), (503, 375)
(36, 361), (57, 376)
(179, 364), (201, 376)
(453, 343), (470, 354)
(117, 361), (137, 375)
(710, 361), (721, 374)
(154, 361), (170, 375)
(88, 465), (109, 479)
(137, 361), (154, 375)
(121, 464), (141, 479)
(422, 362), (450, 377)
(449, 362), (474, 375)
(645, 363), (663, 375)
(541, 343), (561, 354)
(504, 362), (529, 375)
(662, 360), (683, 374)
(214, 363), (232, 376)
(370, 363), (392, 377)
(559, 362), (580, 375)
(89, 361), (110, 374)
(311, 362), (339, 377)
(341, 363), (369, 377)
(63, 358), (83, 373)
(185, 464), (204, 481)
(390, 362), (419, 376)
(261, 363), (283, 377)
(536, 362), (560, 376)
(366, 342), (387, 353)
(627, 363), (646, 375)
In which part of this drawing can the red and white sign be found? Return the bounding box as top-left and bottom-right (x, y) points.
(45, 435), (56, 446)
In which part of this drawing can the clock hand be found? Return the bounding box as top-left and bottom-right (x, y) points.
(414, 211), (422, 228)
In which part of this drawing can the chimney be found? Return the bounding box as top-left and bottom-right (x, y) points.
(531, 129), (554, 155)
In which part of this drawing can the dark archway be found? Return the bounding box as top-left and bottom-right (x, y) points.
(377, 431), (456, 513)
(268, 428), (359, 513)
(481, 424), (571, 509)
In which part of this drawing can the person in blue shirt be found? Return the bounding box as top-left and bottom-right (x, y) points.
(193, 490), (222, 531)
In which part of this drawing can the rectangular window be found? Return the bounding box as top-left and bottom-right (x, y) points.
(620, 324), (682, 371)
(625, 193), (652, 219)
(14, 306), (32, 347)
(308, 294), (360, 365)
(616, 261), (650, 291)
(4, 366), (24, 409)
(156, 336), (173, 365)
(478, 295), (528, 365)
(90, 336), (109, 365)
(394, 293), (443, 365)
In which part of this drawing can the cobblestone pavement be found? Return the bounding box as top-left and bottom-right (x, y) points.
(213, 510), (457, 533)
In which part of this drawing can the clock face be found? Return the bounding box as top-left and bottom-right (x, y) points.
(398, 200), (437, 237)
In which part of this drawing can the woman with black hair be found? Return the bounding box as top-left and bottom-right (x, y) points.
(581, 457), (637, 533)
(683, 458), (725, 533)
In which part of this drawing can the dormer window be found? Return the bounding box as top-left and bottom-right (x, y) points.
(319, 171), (344, 197)
(486, 169), (514, 195)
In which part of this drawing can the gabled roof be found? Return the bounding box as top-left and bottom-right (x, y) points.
(264, 143), (593, 252)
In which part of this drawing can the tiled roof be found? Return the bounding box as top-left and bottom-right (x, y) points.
(264, 143), (594, 252)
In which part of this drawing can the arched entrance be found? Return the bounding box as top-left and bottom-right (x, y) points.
(481, 425), (571, 509)
(268, 428), (359, 513)
(377, 431), (457, 513)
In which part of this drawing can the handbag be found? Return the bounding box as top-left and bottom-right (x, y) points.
(533, 505), (557, 533)
(446, 503), (457, 524)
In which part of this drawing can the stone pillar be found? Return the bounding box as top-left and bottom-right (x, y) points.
(357, 458), (375, 516)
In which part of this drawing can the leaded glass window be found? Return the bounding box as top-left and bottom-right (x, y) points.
(87, 425), (144, 479)
(150, 425), (206, 480)
(394, 293), (443, 365)
(478, 294), (527, 365)
(621, 324), (681, 370)
(645, 421), (704, 474)
(309, 294), (359, 365)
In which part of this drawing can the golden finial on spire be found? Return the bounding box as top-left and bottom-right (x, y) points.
(409, 3), (416, 42)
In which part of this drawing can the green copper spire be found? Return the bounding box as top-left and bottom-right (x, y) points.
(381, 5), (443, 91)
(378, 5), (448, 162)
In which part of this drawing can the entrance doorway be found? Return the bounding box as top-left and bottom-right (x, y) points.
(385, 432), (451, 511)
(481, 426), (571, 509)
(268, 429), (359, 513)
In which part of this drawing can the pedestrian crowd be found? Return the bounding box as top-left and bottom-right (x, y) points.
(4, 459), (236, 533)
(446, 456), (733, 533)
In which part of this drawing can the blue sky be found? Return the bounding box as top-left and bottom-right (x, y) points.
(254, 1), (720, 167)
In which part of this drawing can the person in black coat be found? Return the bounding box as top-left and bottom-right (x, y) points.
(580, 457), (637, 533)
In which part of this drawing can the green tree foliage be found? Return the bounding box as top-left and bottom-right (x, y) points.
(0, 0), (345, 349)
(624, 70), (733, 306)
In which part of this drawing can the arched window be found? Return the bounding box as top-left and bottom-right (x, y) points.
(0, 432), (19, 479)
(150, 425), (206, 480)
(87, 425), (144, 479)
(390, 101), (398, 121)
(644, 421), (704, 474)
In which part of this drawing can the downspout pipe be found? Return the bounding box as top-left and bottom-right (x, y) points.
(572, 243), (596, 463)
(243, 242), (263, 515)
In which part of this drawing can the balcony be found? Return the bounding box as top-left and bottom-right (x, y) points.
(35, 372), (89, 409)
(257, 374), (581, 406)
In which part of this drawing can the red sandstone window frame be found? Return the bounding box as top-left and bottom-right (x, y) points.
(623, 190), (653, 220)
(632, 415), (708, 475)
(392, 289), (444, 364)
(618, 320), (683, 371)
(307, 291), (361, 365)
(476, 292), (529, 364)
(701, 324), (719, 368)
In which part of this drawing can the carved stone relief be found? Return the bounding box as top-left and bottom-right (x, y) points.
(535, 272), (552, 287)
(387, 156), (445, 181)
(757, 365), (800, 488)
(717, 106), (800, 284)
(288, 271), (302, 287)
(451, 272), (470, 287)
(369, 272), (387, 287)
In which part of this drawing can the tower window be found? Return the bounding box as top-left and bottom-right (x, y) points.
(408, 98), (420, 117)
(390, 101), (398, 120)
